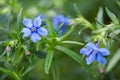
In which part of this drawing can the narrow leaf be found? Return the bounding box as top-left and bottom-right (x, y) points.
(61, 41), (84, 45)
(58, 26), (75, 41)
(46, 20), (55, 37)
(106, 8), (119, 24)
(17, 8), (23, 30)
(55, 45), (85, 66)
(52, 59), (59, 80)
(45, 50), (54, 74)
(0, 67), (21, 80)
(55, 45), (94, 76)
(96, 7), (104, 27)
(105, 49), (120, 73)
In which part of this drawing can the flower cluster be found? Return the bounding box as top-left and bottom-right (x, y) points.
(22, 16), (48, 42)
(52, 14), (70, 33)
(80, 42), (110, 65)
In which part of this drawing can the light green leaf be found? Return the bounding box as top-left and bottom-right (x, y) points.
(17, 8), (23, 30)
(61, 41), (84, 45)
(45, 50), (54, 74)
(106, 8), (119, 24)
(46, 20), (55, 37)
(96, 7), (104, 27)
(105, 49), (120, 73)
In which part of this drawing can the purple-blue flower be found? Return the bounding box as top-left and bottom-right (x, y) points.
(22, 16), (48, 43)
(80, 42), (110, 65)
(52, 14), (70, 33)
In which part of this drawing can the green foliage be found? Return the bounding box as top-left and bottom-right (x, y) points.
(106, 8), (119, 24)
(45, 49), (54, 74)
(105, 49), (120, 73)
(1, 0), (120, 80)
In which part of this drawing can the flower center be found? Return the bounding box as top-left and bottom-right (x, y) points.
(31, 27), (37, 32)
(93, 50), (98, 54)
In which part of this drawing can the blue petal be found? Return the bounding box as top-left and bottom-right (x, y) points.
(99, 48), (110, 56)
(21, 28), (31, 38)
(33, 16), (41, 27)
(80, 48), (88, 55)
(37, 27), (48, 36)
(23, 18), (33, 28)
(53, 14), (64, 30)
(86, 42), (95, 50)
(30, 33), (41, 42)
(39, 14), (47, 20)
(64, 17), (70, 24)
(86, 53), (96, 65)
(53, 17), (59, 31)
(96, 53), (107, 64)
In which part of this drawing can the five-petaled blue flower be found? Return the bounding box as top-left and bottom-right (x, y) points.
(52, 14), (70, 33)
(22, 16), (48, 43)
(80, 42), (110, 65)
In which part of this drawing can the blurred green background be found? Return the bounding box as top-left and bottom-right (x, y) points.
(0, 0), (120, 80)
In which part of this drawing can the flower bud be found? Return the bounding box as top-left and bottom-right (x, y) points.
(6, 46), (11, 52)
(25, 51), (30, 55)
(99, 68), (104, 74)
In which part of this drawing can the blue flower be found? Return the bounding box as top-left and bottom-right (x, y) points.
(22, 16), (48, 43)
(39, 14), (47, 26)
(80, 42), (110, 65)
(52, 14), (70, 33)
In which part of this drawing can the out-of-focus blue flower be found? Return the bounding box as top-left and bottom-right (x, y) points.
(22, 16), (48, 43)
(80, 42), (110, 65)
(52, 14), (70, 33)
(39, 14), (47, 26)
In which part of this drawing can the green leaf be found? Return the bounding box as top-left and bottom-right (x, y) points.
(55, 45), (85, 66)
(105, 49), (120, 73)
(0, 67), (21, 80)
(52, 59), (59, 80)
(15, 52), (24, 65)
(17, 8), (23, 30)
(46, 20), (55, 37)
(96, 7), (104, 27)
(22, 59), (39, 76)
(45, 50), (54, 74)
(58, 26), (75, 41)
(55, 45), (95, 76)
(73, 3), (82, 15)
(61, 41), (84, 45)
(106, 8), (119, 24)
(0, 27), (9, 33)
(0, 56), (14, 71)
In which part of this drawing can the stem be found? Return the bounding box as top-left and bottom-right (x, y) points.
(58, 26), (76, 41)
(96, 41), (100, 48)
